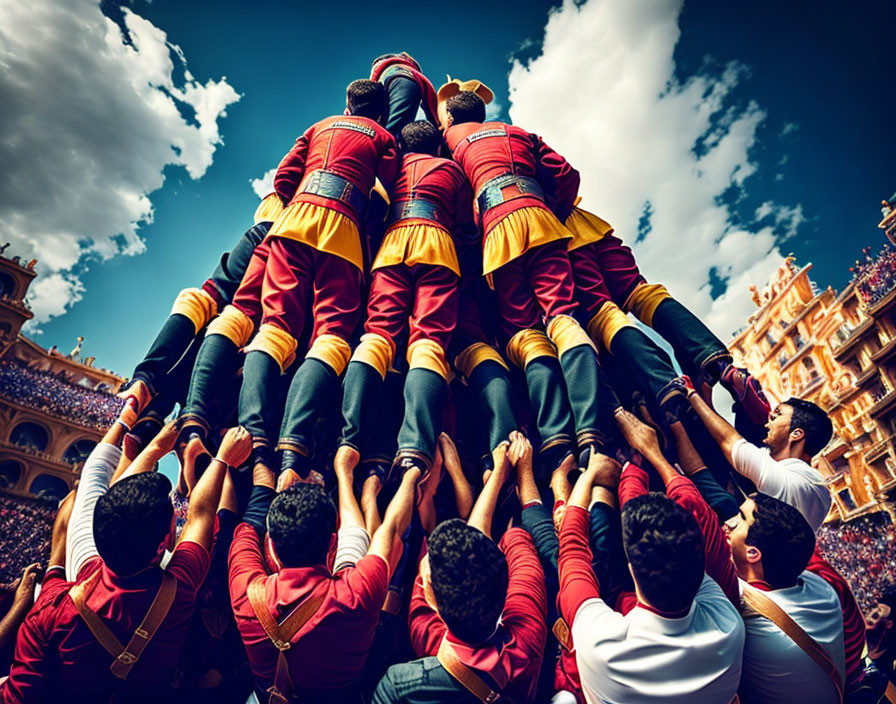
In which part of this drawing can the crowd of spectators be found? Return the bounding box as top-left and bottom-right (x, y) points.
(0, 494), (55, 587)
(852, 244), (896, 307)
(0, 360), (122, 430)
(818, 512), (896, 612)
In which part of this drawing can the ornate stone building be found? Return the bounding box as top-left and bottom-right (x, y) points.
(0, 249), (123, 501)
(728, 246), (896, 524)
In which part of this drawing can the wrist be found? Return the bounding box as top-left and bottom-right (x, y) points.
(211, 456), (232, 471)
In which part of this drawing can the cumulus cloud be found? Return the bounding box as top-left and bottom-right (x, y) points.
(0, 0), (240, 328)
(250, 168), (277, 199)
(507, 0), (803, 340)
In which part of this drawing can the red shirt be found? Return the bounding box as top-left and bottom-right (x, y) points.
(390, 153), (475, 235)
(369, 56), (438, 124)
(273, 115), (400, 227)
(443, 121), (580, 235)
(1, 541), (210, 703)
(227, 522), (389, 694)
(408, 528), (547, 703)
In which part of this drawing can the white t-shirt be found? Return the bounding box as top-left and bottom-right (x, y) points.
(731, 439), (831, 532)
(572, 575), (745, 704)
(739, 572), (845, 704)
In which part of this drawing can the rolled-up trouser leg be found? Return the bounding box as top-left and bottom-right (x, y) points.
(546, 314), (603, 451)
(506, 328), (575, 469)
(340, 333), (394, 453)
(396, 340), (452, 467)
(132, 287), (218, 394)
(363, 370), (405, 474)
(629, 285), (731, 382)
(456, 343), (518, 453)
(204, 221), (271, 305)
(180, 304), (254, 435)
(238, 350), (282, 458)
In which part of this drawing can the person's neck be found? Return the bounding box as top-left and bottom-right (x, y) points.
(769, 442), (808, 463)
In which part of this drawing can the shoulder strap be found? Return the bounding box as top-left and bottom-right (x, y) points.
(436, 636), (504, 704)
(742, 586), (843, 703)
(69, 570), (178, 680)
(247, 577), (327, 704)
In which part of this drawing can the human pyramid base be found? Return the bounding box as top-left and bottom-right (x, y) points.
(1, 53), (884, 704)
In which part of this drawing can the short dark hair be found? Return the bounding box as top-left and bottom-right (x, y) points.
(268, 485), (336, 568)
(784, 398), (834, 456)
(346, 79), (387, 122)
(94, 473), (173, 576)
(746, 493), (816, 589)
(399, 121), (441, 156)
(428, 519), (508, 644)
(622, 493), (704, 613)
(445, 91), (486, 125)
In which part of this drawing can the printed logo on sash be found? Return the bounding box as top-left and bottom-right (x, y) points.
(330, 121), (376, 138)
(467, 129), (507, 143)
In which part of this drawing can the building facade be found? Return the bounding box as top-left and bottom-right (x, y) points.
(0, 250), (123, 501)
(728, 247), (896, 524)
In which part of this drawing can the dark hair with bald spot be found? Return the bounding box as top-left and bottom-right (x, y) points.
(445, 91), (486, 125)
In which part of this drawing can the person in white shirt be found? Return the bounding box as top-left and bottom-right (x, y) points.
(727, 493), (845, 703)
(688, 387), (833, 532)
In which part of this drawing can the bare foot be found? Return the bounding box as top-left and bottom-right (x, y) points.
(550, 453), (575, 506)
(334, 445), (360, 484)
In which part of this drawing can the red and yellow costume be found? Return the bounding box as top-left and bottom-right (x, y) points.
(370, 53), (438, 135)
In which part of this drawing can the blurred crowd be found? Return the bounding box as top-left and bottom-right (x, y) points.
(852, 244), (896, 307)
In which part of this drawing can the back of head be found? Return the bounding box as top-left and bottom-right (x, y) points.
(268, 484), (336, 568)
(398, 120), (441, 156)
(622, 493), (704, 613)
(445, 91), (486, 126)
(428, 519), (508, 643)
(785, 397), (834, 457)
(346, 79), (387, 123)
(747, 493), (816, 588)
(94, 473), (173, 576)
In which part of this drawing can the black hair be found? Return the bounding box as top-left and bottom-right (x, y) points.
(784, 397), (834, 456)
(445, 91), (486, 125)
(428, 519), (508, 644)
(268, 485), (336, 568)
(346, 79), (387, 122)
(399, 121), (441, 156)
(622, 493), (704, 613)
(746, 493), (816, 589)
(94, 473), (173, 576)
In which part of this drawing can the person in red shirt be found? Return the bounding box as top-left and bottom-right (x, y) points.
(373, 444), (547, 703)
(442, 91), (605, 467)
(339, 120), (472, 482)
(228, 455), (420, 703)
(369, 52), (438, 137)
(179, 79), (400, 477)
(1, 426), (251, 703)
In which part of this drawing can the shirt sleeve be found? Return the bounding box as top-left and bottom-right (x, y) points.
(376, 134), (401, 193)
(166, 538), (211, 592)
(65, 442), (122, 581)
(228, 522), (269, 619)
(731, 439), (785, 495)
(341, 554), (390, 613)
(408, 572), (446, 657)
(618, 462), (650, 509)
(273, 131), (310, 206)
(558, 505), (601, 625)
(665, 474), (740, 605)
(532, 133), (580, 221)
(498, 528), (548, 659)
(806, 549), (866, 687)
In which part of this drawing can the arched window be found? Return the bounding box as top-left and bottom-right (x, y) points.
(10, 422), (50, 452)
(28, 474), (68, 501)
(0, 460), (23, 489)
(63, 438), (96, 466)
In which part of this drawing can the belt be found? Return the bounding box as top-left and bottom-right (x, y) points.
(299, 169), (368, 218)
(387, 198), (448, 227)
(475, 173), (544, 215)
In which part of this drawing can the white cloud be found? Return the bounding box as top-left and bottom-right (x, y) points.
(0, 0), (240, 328)
(507, 0), (803, 341)
(485, 100), (503, 120)
(781, 121), (799, 137)
(250, 168), (277, 199)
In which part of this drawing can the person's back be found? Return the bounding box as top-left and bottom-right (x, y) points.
(740, 570), (845, 703)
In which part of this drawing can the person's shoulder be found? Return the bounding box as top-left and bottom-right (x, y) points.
(167, 539), (211, 589)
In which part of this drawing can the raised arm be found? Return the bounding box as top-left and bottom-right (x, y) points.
(440, 433), (473, 520)
(273, 132), (310, 206)
(179, 426), (251, 552)
(111, 419), (178, 484)
(368, 467), (420, 573)
(467, 442), (510, 538)
(687, 383), (743, 464)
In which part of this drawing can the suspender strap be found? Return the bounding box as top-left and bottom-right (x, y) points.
(69, 570), (178, 680)
(386, 198), (448, 227)
(299, 169), (368, 219)
(742, 586), (843, 703)
(247, 577), (327, 704)
(436, 636), (504, 704)
(475, 173), (544, 216)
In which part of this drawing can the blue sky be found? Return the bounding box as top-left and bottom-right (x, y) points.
(1, 0), (893, 377)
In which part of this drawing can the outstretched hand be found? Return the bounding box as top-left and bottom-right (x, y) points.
(587, 450), (622, 490)
(507, 431), (533, 473)
(614, 408), (660, 458)
(216, 426), (252, 468)
(151, 419), (180, 455)
(12, 563), (40, 610)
